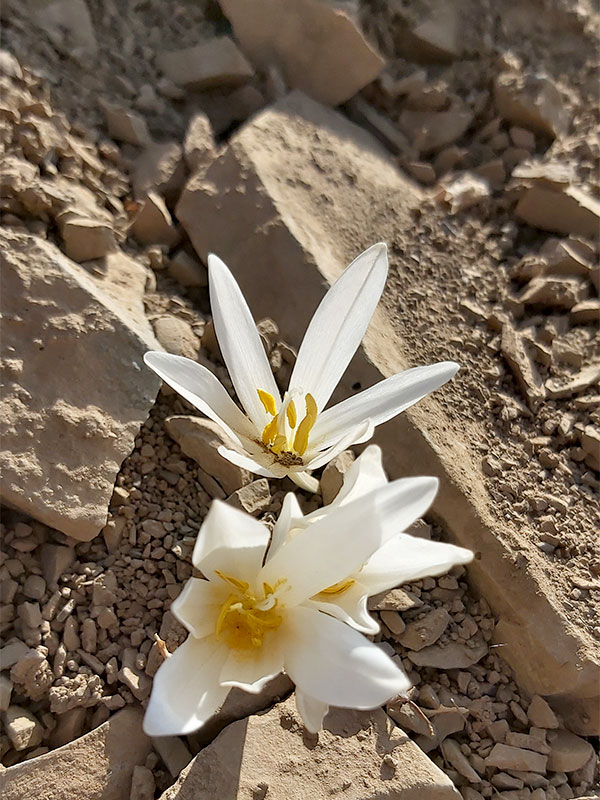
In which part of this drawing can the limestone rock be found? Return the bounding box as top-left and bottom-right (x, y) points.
(129, 766), (155, 800)
(399, 108), (473, 153)
(0, 675), (12, 712)
(167, 249), (207, 288)
(159, 698), (461, 799)
(320, 449), (355, 505)
(152, 316), (200, 359)
(0, 706), (151, 800)
(151, 737), (193, 778)
(501, 324), (546, 412)
(61, 216), (117, 262)
(398, 608), (451, 651)
(0, 229), (161, 541)
(130, 192), (179, 247)
(132, 141), (186, 202)
(157, 37), (254, 89)
(485, 743), (547, 773)
(407, 637), (488, 668)
(515, 184), (600, 238)
(3, 705), (43, 751)
(519, 276), (586, 310)
(35, 0), (97, 63)
(438, 172), (491, 213)
(102, 102), (151, 147)
(164, 416), (251, 495)
(226, 478), (271, 516)
(546, 729), (594, 772)
(527, 695), (559, 729)
(183, 112), (216, 172)
(218, 0), (384, 106)
(495, 73), (569, 139)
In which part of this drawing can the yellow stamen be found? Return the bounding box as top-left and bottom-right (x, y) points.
(271, 434), (288, 454)
(293, 393), (318, 456)
(286, 399), (297, 428)
(261, 416), (279, 446)
(257, 389), (277, 416)
(215, 570), (250, 593)
(214, 580), (283, 650)
(318, 578), (355, 596)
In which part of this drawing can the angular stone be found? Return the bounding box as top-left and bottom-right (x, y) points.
(157, 37), (253, 89)
(130, 192), (179, 247)
(164, 416), (251, 495)
(501, 324), (546, 412)
(0, 675), (13, 712)
(527, 695), (559, 729)
(519, 277), (585, 310)
(130, 765), (155, 800)
(40, 544), (75, 587)
(218, 0), (384, 106)
(152, 316), (200, 359)
(407, 637), (488, 669)
(495, 73), (569, 138)
(167, 249), (207, 288)
(226, 478), (271, 516)
(132, 141), (186, 202)
(152, 735), (193, 778)
(399, 608), (451, 651)
(0, 706), (151, 799)
(61, 216), (117, 262)
(516, 184), (600, 238)
(0, 640), (29, 671)
(399, 108), (473, 153)
(0, 230), (161, 540)
(102, 102), (151, 146)
(3, 705), (43, 750)
(438, 172), (491, 212)
(35, 0), (97, 62)
(320, 449), (355, 505)
(183, 112), (216, 172)
(545, 363), (600, 399)
(571, 299), (600, 324)
(485, 743), (547, 773)
(546, 729), (594, 772)
(159, 698), (461, 799)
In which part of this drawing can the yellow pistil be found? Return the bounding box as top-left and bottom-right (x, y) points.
(317, 577), (355, 597)
(214, 571), (283, 650)
(293, 393), (318, 456)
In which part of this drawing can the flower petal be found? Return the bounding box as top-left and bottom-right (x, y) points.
(288, 470), (320, 493)
(288, 243), (388, 409)
(283, 606), (411, 708)
(217, 444), (278, 478)
(144, 351), (254, 443)
(192, 500), (270, 582)
(309, 581), (379, 635)
(259, 484), (387, 606)
(143, 635), (229, 736)
(208, 254), (280, 427)
(219, 632), (285, 693)
(171, 578), (228, 639)
(360, 534), (473, 596)
(303, 420), (373, 471)
(311, 362), (460, 449)
(267, 492), (304, 562)
(295, 689), (329, 734)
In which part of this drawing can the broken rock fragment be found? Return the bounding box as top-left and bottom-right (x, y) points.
(501, 324), (546, 411)
(519, 276), (586, 310)
(61, 216), (117, 262)
(132, 141), (186, 202)
(157, 37), (254, 89)
(495, 72), (569, 138)
(399, 108), (473, 153)
(218, 0), (384, 106)
(102, 102), (151, 147)
(130, 191), (179, 247)
(0, 229), (161, 541)
(515, 183), (600, 238)
(183, 112), (216, 172)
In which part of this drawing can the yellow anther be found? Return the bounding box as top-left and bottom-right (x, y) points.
(286, 399), (297, 428)
(271, 434), (288, 454)
(263, 581), (275, 596)
(215, 570), (250, 593)
(261, 416), (279, 446)
(318, 578), (355, 596)
(293, 393), (318, 456)
(257, 389), (277, 416)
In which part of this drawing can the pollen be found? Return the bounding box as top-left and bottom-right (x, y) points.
(214, 572), (283, 650)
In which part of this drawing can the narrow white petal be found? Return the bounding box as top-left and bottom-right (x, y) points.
(144, 351), (255, 443)
(289, 243), (388, 409)
(288, 470), (320, 493)
(295, 689), (329, 734)
(217, 444), (278, 478)
(143, 636), (229, 736)
(219, 632), (285, 693)
(311, 362), (460, 449)
(304, 420), (373, 471)
(267, 492), (304, 562)
(360, 534), (473, 596)
(366, 476), (439, 545)
(259, 486), (385, 606)
(192, 500), (269, 581)
(308, 582), (379, 635)
(208, 254), (280, 427)
(171, 578), (228, 639)
(283, 606), (411, 708)
(321, 444), (387, 509)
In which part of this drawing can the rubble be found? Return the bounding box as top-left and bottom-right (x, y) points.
(182, 112), (216, 172)
(519, 277), (586, 309)
(495, 73), (570, 138)
(226, 479), (271, 516)
(485, 743), (548, 773)
(152, 316), (200, 359)
(399, 108), (473, 153)
(157, 37), (254, 89)
(102, 102), (151, 147)
(546, 729), (595, 773)
(515, 184), (600, 237)
(407, 637), (488, 668)
(438, 173), (491, 213)
(61, 217), (117, 262)
(319, 450), (355, 505)
(218, 0), (384, 106)
(132, 142), (186, 202)
(130, 192), (179, 248)
(501, 324), (546, 411)
(3, 706), (44, 751)
(167, 249), (207, 288)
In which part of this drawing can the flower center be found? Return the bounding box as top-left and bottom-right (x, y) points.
(214, 570), (283, 650)
(257, 389), (318, 465)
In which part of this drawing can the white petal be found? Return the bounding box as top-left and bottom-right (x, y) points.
(217, 444), (278, 478)
(171, 577), (228, 639)
(323, 444), (387, 508)
(309, 581), (379, 635)
(360, 534), (473, 596)
(267, 492), (304, 562)
(208, 254), (280, 427)
(143, 636), (229, 736)
(144, 351), (255, 444)
(283, 606), (411, 708)
(288, 243), (388, 409)
(368, 476), (439, 545)
(304, 420), (373, 471)
(259, 486), (384, 606)
(295, 689), (329, 734)
(219, 632), (285, 693)
(311, 362), (460, 449)
(192, 500), (269, 581)
(288, 470), (320, 493)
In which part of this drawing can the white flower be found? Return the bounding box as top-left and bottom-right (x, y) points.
(143, 476), (442, 737)
(268, 444), (474, 730)
(144, 244), (459, 492)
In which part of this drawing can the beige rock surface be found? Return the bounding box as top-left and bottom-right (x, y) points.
(159, 699), (461, 799)
(0, 229), (162, 541)
(0, 706), (151, 800)
(157, 37), (254, 89)
(218, 0), (384, 105)
(175, 90), (600, 730)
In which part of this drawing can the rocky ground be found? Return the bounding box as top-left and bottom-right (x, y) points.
(0, 0), (598, 798)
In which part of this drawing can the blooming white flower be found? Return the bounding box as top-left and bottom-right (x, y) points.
(144, 244), (459, 492)
(143, 472), (448, 737)
(267, 444), (474, 730)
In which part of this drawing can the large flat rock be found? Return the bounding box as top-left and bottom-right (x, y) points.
(176, 91), (599, 732)
(159, 699), (461, 799)
(0, 230), (162, 541)
(0, 706), (151, 800)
